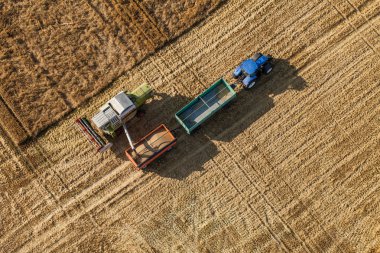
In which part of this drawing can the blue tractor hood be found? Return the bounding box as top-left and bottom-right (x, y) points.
(241, 59), (259, 75)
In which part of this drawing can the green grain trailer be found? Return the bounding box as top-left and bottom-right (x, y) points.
(175, 78), (236, 134)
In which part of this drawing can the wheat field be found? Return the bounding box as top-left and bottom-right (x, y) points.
(0, 0), (379, 252)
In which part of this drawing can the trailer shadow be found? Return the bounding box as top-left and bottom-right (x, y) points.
(112, 58), (306, 179)
(111, 91), (219, 178)
(203, 58), (307, 142)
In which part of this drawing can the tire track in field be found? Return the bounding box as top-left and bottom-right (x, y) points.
(318, 89), (380, 175)
(311, 137), (379, 225)
(31, 140), (102, 233)
(262, 70), (378, 209)
(212, 143), (316, 252)
(1, 125), (135, 250)
(345, 0), (380, 35)
(207, 156), (291, 252)
(325, 0), (379, 55)
(0, 129), (69, 249)
(15, 163), (148, 252)
(264, 44), (375, 168)
(300, 123), (380, 207)
(314, 149), (380, 249)
(83, 0), (137, 61)
(130, 0), (170, 40)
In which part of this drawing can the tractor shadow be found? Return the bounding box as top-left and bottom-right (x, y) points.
(112, 58), (306, 179)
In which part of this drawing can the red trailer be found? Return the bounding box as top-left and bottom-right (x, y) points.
(125, 124), (176, 169)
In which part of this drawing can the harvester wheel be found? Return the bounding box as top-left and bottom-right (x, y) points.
(136, 109), (146, 118)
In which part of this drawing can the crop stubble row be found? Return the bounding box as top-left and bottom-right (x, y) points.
(0, 0), (379, 251)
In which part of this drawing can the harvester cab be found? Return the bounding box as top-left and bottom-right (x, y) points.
(233, 52), (273, 89)
(75, 83), (153, 153)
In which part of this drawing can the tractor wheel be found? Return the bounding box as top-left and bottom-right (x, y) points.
(263, 63), (273, 75)
(252, 53), (262, 61)
(244, 81), (256, 90)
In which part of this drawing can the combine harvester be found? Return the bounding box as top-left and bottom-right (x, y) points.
(76, 83), (176, 169)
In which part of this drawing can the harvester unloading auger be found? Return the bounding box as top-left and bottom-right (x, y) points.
(75, 83), (153, 152)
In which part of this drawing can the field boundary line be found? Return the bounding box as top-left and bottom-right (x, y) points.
(0, 96), (30, 143)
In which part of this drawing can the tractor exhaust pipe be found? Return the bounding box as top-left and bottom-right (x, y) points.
(122, 123), (136, 151)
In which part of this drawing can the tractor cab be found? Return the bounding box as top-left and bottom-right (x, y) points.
(241, 59), (259, 77)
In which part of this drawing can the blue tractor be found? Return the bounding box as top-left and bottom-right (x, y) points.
(233, 53), (273, 89)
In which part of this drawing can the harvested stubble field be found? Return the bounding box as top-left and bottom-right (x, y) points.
(1, 0), (380, 252)
(0, 0), (223, 144)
